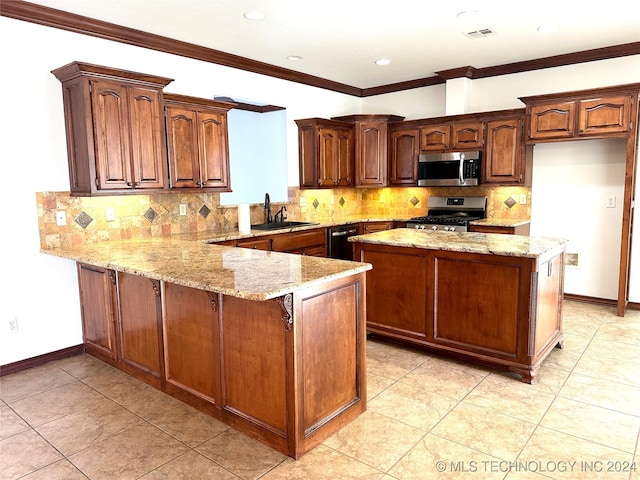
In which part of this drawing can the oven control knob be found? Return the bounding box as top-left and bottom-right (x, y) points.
(420, 225), (426, 230)
(431, 226), (438, 231)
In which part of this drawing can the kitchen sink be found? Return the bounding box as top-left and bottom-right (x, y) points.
(251, 221), (319, 230)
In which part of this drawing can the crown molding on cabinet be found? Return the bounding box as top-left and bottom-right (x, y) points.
(2, 0), (640, 97)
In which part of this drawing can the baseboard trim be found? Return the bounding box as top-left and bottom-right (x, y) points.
(0, 344), (85, 377)
(564, 293), (617, 307)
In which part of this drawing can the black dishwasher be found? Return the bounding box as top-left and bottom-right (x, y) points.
(327, 224), (359, 260)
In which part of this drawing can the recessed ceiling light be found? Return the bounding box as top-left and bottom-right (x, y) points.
(456, 10), (479, 20)
(537, 24), (558, 33)
(287, 55), (303, 61)
(375, 58), (391, 66)
(243, 10), (265, 20)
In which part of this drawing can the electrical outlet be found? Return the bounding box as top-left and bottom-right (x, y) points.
(300, 197), (307, 207)
(106, 207), (115, 222)
(55, 210), (66, 226)
(330, 196), (335, 205)
(519, 194), (527, 205)
(607, 195), (616, 208)
(8, 317), (18, 335)
(179, 204), (187, 216)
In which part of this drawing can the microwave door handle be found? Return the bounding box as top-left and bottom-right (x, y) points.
(459, 157), (465, 185)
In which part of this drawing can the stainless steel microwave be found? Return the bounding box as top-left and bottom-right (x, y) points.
(418, 151), (481, 187)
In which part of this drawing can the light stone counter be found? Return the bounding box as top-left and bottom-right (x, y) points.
(43, 236), (371, 301)
(469, 218), (531, 228)
(349, 228), (568, 260)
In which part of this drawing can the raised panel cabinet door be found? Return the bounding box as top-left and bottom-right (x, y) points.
(451, 122), (484, 149)
(77, 263), (118, 362)
(199, 111), (231, 189)
(297, 124), (318, 188)
(90, 80), (132, 190)
(116, 272), (163, 382)
(165, 106), (201, 188)
(318, 128), (338, 186)
(420, 125), (450, 151)
(484, 118), (523, 184)
(335, 128), (354, 186)
(528, 102), (576, 140)
(356, 121), (388, 186)
(390, 129), (419, 185)
(127, 86), (166, 189)
(579, 95), (632, 136)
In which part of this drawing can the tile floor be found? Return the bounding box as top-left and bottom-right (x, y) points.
(1, 300), (639, 480)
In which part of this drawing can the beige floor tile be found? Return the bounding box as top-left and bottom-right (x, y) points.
(0, 364), (77, 403)
(562, 301), (613, 323)
(388, 432), (505, 480)
(541, 333), (591, 373)
(366, 372), (396, 401)
(431, 402), (537, 462)
(55, 353), (120, 380)
(367, 381), (458, 431)
(559, 373), (640, 417)
(36, 397), (143, 455)
(400, 356), (489, 400)
(0, 403), (30, 439)
(630, 455), (640, 480)
(9, 381), (106, 427)
(68, 423), (189, 480)
(261, 444), (384, 480)
(517, 426), (632, 480)
(139, 450), (239, 479)
(540, 397), (640, 453)
(464, 374), (556, 423)
(594, 320), (640, 346)
(111, 382), (185, 421)
(21, 459), (89, 479)
(323, 410), (426, 472)
(0, 429), (63, 480)
(572, 338), (640, 387)
(148, 401), (229, 447)
(196, 428), (287, 480)
(365, 341), (429, 380)
(79, 364), (147, 400)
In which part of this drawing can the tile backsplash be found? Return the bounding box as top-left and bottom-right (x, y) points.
(37, 185), (530, 249)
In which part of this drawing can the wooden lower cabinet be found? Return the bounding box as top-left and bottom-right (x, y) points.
(359, 221), (396, 234)
(271, 228), (327, 256)
(77, 262), (366, 458)
(469, 223), (531, 235)
(354, 244), (564, 383)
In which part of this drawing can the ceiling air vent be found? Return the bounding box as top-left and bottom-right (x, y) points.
(464, 28), (496, 39)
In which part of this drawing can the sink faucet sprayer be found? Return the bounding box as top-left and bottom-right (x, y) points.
(264, 193), (272, 223)
(274, 205), (287, 223)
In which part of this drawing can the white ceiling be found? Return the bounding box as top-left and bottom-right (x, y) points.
(27, 0), (640, 89)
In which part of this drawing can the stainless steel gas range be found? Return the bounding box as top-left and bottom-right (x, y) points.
(406, 196), (487, 232)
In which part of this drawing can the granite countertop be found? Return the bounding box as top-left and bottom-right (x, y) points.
(469, 218), (531, 227)
(43, 237), (371, 301)
(349, 228), (568, 260)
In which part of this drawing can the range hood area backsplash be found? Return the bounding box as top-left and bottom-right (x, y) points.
(36, 186), (530, 249)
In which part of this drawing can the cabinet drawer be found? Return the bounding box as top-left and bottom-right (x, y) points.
(236, 238), (272, 250)
(272, 228), (326, 252)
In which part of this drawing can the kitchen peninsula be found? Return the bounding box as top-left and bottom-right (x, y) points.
(350, 229), (568, 383)
(42, 237), (370, 459)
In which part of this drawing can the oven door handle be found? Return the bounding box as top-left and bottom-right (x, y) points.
(331, 229), (358, 237)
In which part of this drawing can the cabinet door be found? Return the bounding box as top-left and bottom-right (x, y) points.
(116, 272), (164, 386)
(451, 122), (484, 149)
(165, 106), (201, 188)
(199, 111), (231, 189)
(528, 102), (575, 140)
(127, 86), (166, 189)
(356, 121), (388, 186)
(335, 128), (354, 186)
(298, 125), (318, 188)
(318, 128), (339, 187)
(420, 125), (450, 151)
(484, 118), (524, 184)
(579, 96), (631, 136)
(390, 129), (419, 185)
(91, 80), (132, 190)
(77, 263), (118, 363)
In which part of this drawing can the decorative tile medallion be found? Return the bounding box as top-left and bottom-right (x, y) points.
(144, 207), (159, 223)
(339, 197), (345, 207)
(504, 196), (517, 208)
(312, 199), (320, 209)
(199, 204), (211, 219)
(410, 196), (420, 206)
(74, 211), (93, 229)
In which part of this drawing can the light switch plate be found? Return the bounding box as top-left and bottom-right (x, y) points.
(179, 204), (187, 216)
(106, 207), (115, 221)
(55, 211), (66, 226)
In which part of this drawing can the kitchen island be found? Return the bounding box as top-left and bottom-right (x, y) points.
(350, 229), (568, 384)
(43, 237), (370, 459)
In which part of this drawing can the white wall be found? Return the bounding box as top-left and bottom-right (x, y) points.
(0, 17), (359, 365)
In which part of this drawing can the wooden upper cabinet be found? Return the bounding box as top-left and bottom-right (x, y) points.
(527, 102), (575, 140)
(295, 118), (354, 189)
(52, 62), (173, 196)
(420, 122), (483, 151)
(483, 117), (529, 185)
(389, 128), (419, 186)
(579, 96), (632, 136)
(164, 94), (234, 190)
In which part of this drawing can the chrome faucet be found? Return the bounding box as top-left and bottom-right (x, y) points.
(264, 193), (272, 223)
(274, 205), (287, 223)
